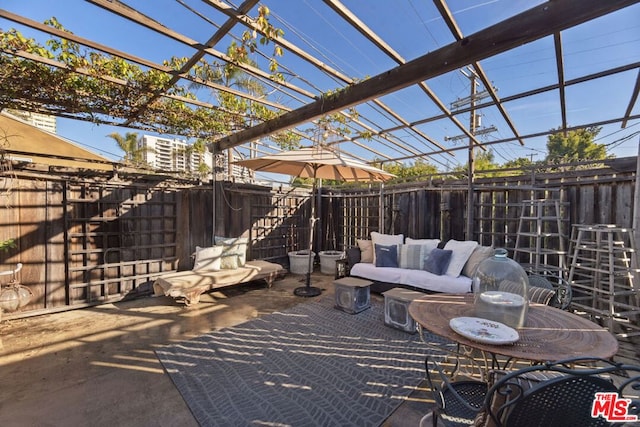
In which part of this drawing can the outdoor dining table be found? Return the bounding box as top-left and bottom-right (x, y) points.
(408, 293), (619, 369)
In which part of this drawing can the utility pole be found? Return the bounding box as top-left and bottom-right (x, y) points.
(445, 67), (498, 240)
(467, 69), (477, 241)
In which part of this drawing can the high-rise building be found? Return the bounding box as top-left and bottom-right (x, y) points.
(135, 135), (257, 181)
(214, 148), (255, 182)
(139, 135), (212, 177)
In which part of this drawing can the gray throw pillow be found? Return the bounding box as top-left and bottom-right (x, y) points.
(399, 244), (431, 270)
(346, 247), (361, 266)
(423, 248), (453, 275)
(462, 245), (494, 277)
(375, 244), (398, 268)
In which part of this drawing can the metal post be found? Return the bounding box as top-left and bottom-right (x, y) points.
(294, 168), (322, 297)
(632, 137), (640, 293)
(211, 144), (217, 246)
(466, 72), (477, 241)
(379, 182), (385, 233)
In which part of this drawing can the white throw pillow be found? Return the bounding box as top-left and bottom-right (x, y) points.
(193, 245), (223, 271)
(443, 240), (478, 277)
(215, 236), (249, 268)
(370, 232), (404, 264)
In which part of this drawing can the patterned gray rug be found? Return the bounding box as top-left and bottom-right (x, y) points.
(155, 296), (431, 427)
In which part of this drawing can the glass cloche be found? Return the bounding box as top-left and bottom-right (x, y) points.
(472, 248), (529, 328)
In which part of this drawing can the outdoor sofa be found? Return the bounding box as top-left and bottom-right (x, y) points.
(346, 233), (494, 294)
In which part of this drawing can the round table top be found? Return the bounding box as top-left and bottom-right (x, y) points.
(408, 293), (619, 362)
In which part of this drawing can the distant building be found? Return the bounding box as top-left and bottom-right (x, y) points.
(139, 135), (256, 181)
(138, 135), (211, 177)
(5, 109), (57, 134)
(214, 148), (255, 182)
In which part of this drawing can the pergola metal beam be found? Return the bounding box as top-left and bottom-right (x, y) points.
(0, 16), (396, 163)
(323, 0), (453, 156)
(214, 0), (638, 151)
(554, 32), (568, 132)
(0, 8), (289, 112)
(87, 0), (316, 99)
(202, 0), (441, 159)
(407, 62), (640, 128)
(622, 70), (640, 128)
(384, 114), (640, 164)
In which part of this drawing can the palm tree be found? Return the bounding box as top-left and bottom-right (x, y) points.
(107, 132), (150, 168)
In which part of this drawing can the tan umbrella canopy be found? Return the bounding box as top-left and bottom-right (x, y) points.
(235, 146), (394, 297)
(235, 147), (395, 182)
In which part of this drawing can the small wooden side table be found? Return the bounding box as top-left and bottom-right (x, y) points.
(333, 277), (372, 314)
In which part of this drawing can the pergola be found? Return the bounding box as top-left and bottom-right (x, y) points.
(0, 0), (639, 171)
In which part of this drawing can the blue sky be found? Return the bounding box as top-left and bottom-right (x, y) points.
(1, 0), (639, 171)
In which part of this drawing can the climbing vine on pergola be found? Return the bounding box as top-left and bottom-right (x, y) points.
(0, 11), (300, 146)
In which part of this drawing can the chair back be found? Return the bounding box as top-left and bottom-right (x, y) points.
(527, 273), (572, 309)
(484, 357), (640, 427)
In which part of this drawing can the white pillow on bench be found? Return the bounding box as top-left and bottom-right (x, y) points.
(193, 245), (224, 271)
(215, 236), (249, 269)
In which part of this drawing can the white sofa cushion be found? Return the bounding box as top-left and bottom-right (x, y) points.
(350, 262), (472, 293)
(443, 240), (479, 277)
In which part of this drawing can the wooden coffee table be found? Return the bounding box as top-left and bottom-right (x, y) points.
(409, 293), (619, 365)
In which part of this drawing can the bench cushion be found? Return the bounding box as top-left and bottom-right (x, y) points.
(153, 260), (285, 305)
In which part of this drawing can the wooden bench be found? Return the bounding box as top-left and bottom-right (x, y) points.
(152, 260), (286, 306)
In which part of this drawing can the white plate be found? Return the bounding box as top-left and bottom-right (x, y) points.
(449, 316), (520, 345)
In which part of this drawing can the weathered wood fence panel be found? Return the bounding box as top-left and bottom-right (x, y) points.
(214, 183), (310, 263)
(0, 175), (311, 319)
(1, 158), (636, 318)
(322, 160), (637, 259)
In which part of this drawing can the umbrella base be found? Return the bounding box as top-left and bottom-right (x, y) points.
(294, 286), (322, 297)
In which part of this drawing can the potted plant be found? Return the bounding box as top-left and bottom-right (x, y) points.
(318, 250), (345, 275)
(0, 238), (15, 252)
(288, 250), (316, 275)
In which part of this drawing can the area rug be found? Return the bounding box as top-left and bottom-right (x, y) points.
(156, 296), (438, 427)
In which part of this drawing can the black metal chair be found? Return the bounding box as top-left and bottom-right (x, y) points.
(483, 357), (640, 426)
(528, 273), (572, 310)
(424, 352), (488, 427)
(425, 356), (640, 427)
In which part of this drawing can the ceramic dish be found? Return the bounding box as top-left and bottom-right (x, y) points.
(449, 316), (520, 345)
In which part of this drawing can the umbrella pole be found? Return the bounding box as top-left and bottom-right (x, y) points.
(294, 173), (322, 297)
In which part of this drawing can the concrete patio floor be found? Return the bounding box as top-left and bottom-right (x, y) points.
(0, 272), (430, 427)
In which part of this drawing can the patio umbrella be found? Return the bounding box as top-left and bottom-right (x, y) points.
(235, 146), (394, 297)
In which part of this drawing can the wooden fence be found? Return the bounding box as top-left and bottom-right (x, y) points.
(0, 157), (636, 318)
(0, 170), (312, 318)
(323, 158), (637, 253)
